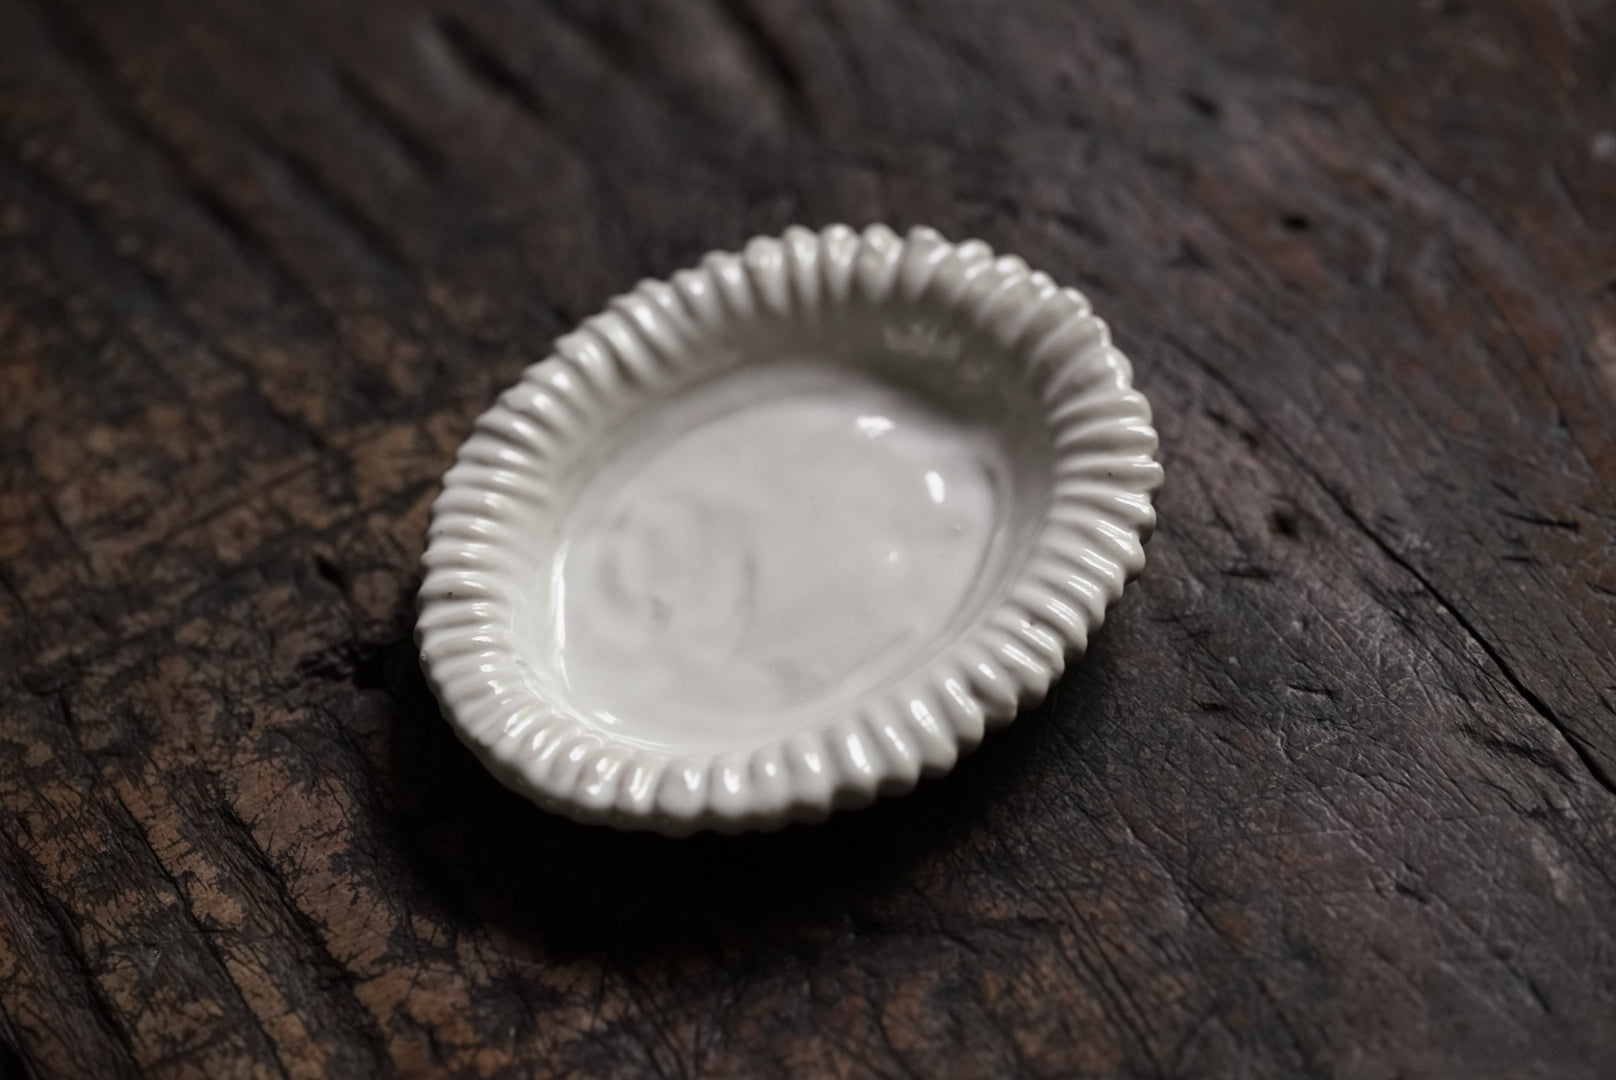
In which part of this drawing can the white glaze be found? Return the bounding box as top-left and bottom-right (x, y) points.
(417, 224), (1163, 835)
(551, 365), (1003, 747)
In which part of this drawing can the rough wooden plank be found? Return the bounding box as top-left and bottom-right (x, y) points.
(1, 0), (1614, 1076)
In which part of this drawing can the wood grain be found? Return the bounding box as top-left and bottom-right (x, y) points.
(2, 0), (1614, 1076)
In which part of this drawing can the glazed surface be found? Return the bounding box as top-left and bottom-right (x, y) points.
(551, 364), (1003, 747)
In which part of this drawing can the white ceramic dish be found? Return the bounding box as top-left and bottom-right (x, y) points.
(417, 224), (1161, 835)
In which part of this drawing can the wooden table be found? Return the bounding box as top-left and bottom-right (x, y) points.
(2, 1), (1614, 1076)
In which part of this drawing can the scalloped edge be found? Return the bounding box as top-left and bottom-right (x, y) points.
(416, 224), (1162, 836)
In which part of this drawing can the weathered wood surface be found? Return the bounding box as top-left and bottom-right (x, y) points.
(1, 0), (1614, 1076)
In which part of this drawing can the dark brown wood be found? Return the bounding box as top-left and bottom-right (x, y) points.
(2, 0), (1614, 1075)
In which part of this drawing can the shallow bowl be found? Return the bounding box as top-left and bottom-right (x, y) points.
(417, 224), (1162, 835)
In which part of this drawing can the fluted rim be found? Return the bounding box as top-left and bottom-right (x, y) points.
(416, 224), (1162, 835)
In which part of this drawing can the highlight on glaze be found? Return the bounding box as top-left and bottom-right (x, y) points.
(417, 224), (1163, 835)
